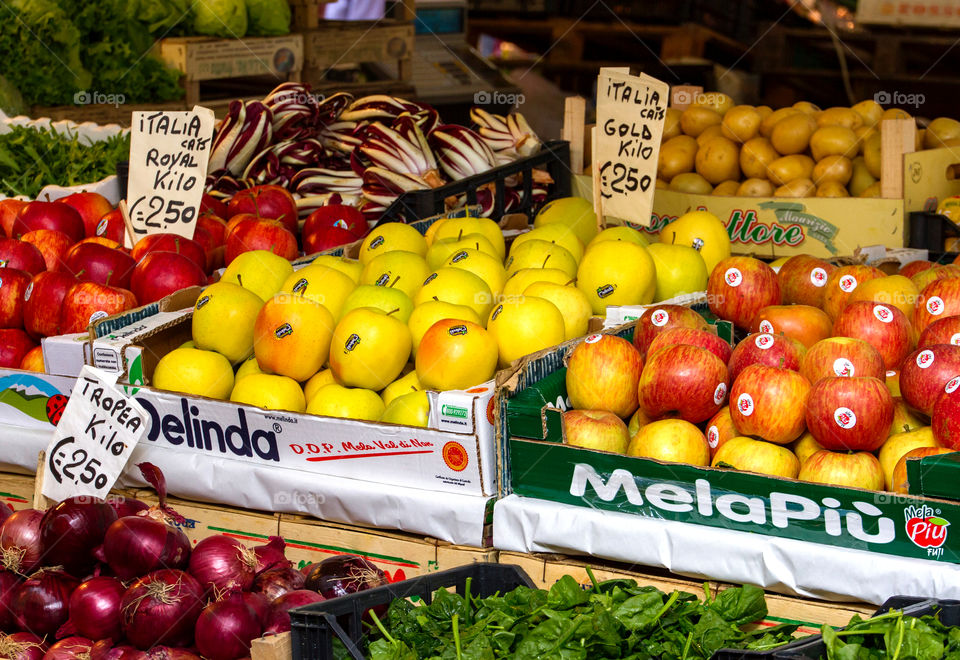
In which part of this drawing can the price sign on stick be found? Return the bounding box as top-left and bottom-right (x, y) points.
(594, 70), (669, 227)
(126, 106), (215, 243)
(41, 366), (147, 502)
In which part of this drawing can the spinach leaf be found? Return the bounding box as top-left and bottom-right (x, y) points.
(547, 575), (590, 610)
(709, 584), (768, 625)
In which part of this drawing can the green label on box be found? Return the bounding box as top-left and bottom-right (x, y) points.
(441, 404), (468, 419)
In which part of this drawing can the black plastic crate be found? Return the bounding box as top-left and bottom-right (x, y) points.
(289, 563), (536, 660)
(376, 140), (571, 226)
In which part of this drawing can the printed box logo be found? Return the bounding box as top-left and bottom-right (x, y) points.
(441, 404), (468, 419)
(905, 504), (949, 549)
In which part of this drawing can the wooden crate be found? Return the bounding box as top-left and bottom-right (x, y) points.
(302, 21), (413, 85)
(136, 490), (282, 548)
(0, 472), (36, 512)
(158, 34), (304, 106)
(290, 0), (334, 30)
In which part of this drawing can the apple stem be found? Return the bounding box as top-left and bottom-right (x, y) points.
(564, 278), (576, 286)
(542, 255), (551, 268)
(432, 296), (439, 301)
(390, 275), (401, 289)
(779, 356), (784, 369)
(237, 274), (243, 287)
(457, 229), (463, 241)
(385, 307), (400, 316)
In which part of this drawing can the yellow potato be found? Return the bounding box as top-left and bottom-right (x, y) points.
(669, 172), (714, 194)
(882, 108), (911, 121)
(854, 125), (877, 154)
(863, 133), (882, 178)
(812, 155), (853, 185)
(696, 124), (725, 147)
(663, 107), (683, 140)
(695, 136), (740, 184)
(775, 178), (815, 197)
(680, 106), (723, 137)
(657, 135), (698, 180)
(712, 180), (741, 196)
(768, 154), (815, 186)
(810, 125), (858, 161)
(793, 101), (822, 115)
(925, 117), (960, 149)
(849, 156), (877, 196)
(721, 105), (762, 143)
(760, 107), (801, 137)
(693, 92), (734, 116)
(771, 113), (817, 155)
(859, 181), (882, 197)
(941, 137), (960, 148)
(816, 107), (864, 130)
(736, 178), (775, 197)
(816, 181), (850, 197)
(755, 105), (774, 122)
(851, 99), (883, 127)
(656, 178), (669, 189)
(740, 137), (779, 179)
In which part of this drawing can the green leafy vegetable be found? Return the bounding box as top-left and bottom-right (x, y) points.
(246, 0), (291, 35)
(820, 607), (960, 660)
(0, 125), (130, 198)
(193, 0), (248, 38)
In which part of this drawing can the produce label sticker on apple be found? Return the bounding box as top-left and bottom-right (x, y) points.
(41, 365), (147, 503)
(126, 106), (216, 242)
(594, 70), (668, 226)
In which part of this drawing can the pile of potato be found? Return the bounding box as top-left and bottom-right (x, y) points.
(657, 94), (960, 198)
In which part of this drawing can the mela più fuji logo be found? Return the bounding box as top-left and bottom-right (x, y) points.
(904, 504), (949, 549)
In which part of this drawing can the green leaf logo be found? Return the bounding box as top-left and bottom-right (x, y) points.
(928, 517), (950, 527)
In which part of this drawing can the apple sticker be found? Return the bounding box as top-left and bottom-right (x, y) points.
(736, 392), (753, 416)
(755, 333), (774, 350)
(917, 349), (935, 369)
(724, 268), (743, 287)
(810, 267), (828, 287)
(838, 275), (858, 293)
(946, 376), (960, 394)
(651, 309), (669, 327)
(833, 358), (855, 377)
(23, 281), (33, 302)
(584, 334), (602, 344)
(873, 305), (893, 323)
(834, 407), (856, 429)
(706, 426), (719, 448)
(714, 382), (727, 405)
(927, 296), (945, 316)
(88, 310), (109, 325)
(952, 333), (960, 346)
(758, 320), (774, 334)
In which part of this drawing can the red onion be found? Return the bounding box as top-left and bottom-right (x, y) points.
(103, 464), (190, 580)
(59, 576), (124, 641)
(40, 497), (117, 574)
(299, 562), (315, 576)
(187, 536), (256, 595)
(120, 569), (205, 650)
(104, 495), (149, 519)
(0, 633), (46, 660)
(90, 641), (146, 660)
(251, 536), (286, 572)
(229, 590), (270, 626)
(12, 568), (79, 636)
(1, 509), (45, 574)
(42, 636), (92, 660)
(144, 648), (201, 660)
(262, 589), (325, 634)
(195, 597), (261, 660)
(254, 564), (304, 601)
(0, 502), (12, 524)
(303, 554), (388, 599)
(0, 569), (21, 630)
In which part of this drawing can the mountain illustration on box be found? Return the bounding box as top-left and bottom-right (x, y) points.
(0, 375), (66, 425)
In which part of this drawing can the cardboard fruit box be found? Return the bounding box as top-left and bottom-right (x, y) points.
(493, 315), (960, 604)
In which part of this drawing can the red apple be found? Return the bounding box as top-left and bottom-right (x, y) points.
(131, 233), (207, 272)
(0, 268), (31, 329)
(192, 226), (224, 273)
(777, 254), (837, 307)
(226, 185), (299, 235)
(751, 304), (832, 348)
(798, 449), (884, 490)
(12, 201), (84, 243)
(638, 344), (728, 423)
(911, 264), (960, 294)
(225, 212), (259, 237)
(18, 345), (43, 372)
(224, 218), (298, 266)
(130, 251), (206, 305)
(727, 332), (805, 382)
(566, 334), (643, 418)
(20, 229), (74, 272)
(919, 315), (960, 348)
(201, 193), (229, 219)
(730, 364), (811, 445)
(62, 242), (136, 290)
(58, 192), (114, 238)
(822, 264), (885, 320)
(892, 446), (956, 493)
(94, 208), (128, 245)
(303, 225), (361, 255)
(60, 282), (137, 334)
(805, 376), (894, 451)
(832, 301), (913, 370)
(196, 212), (228, 247)
(900, 260), (934, 279)
(707, 256), (781, 329)
(0, 200), (26, 238)
(562, 409), (630, 453)
(303, 205), (367, 239)
(0, 238), (46, 275)
(77, 237), (123, 251)
(705, 406), (738, 458)
(900, 344), (960, 415)
(0, 329), (37, 368)
(24, 271), (77, 338)
(799, 336), (885, 384)
(933, 383), (960, 449)
(632, 304), (709, 356)
(915, 278), (960, 334)
(646, 327), (731, 364)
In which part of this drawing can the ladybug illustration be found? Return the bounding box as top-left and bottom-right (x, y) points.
(46, 394), (68, 425)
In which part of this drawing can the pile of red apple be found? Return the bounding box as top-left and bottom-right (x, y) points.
(564, 252), (960, 494)
(0, 184), (369, 373)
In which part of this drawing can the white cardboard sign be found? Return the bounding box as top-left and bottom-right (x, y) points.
(42, 366), (148, 502)
(126, 107), (215, 242)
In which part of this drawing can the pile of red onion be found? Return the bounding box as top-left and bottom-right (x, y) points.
(0, 462), (392, 656)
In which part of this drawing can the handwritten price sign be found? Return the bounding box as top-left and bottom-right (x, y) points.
(595, 71), (669, 226)
(126, 107), (215, 241)
(42, 366), (147, 502)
